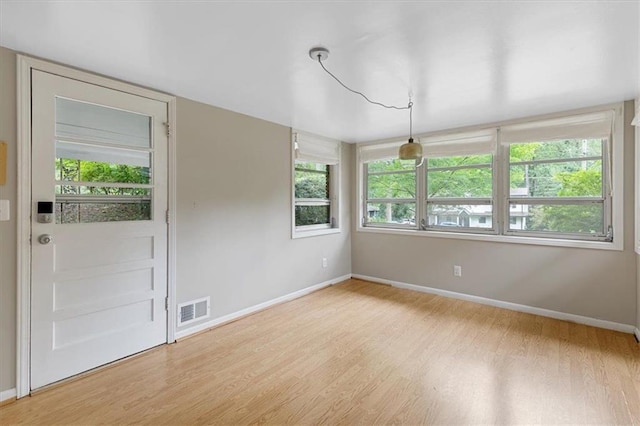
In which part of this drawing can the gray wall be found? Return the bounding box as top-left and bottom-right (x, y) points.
(174, 97), (351, 328)
(0, 47), (352, 393)
(352, 100), (637, 326)
(0, 46), (17, 395)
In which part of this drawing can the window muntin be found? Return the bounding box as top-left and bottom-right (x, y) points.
(426, 153), (494, 231)
(364, 159), (416, 227)
(294, 162), (331, 227)
(358, 107), (617, 244)
(507, 138), (608, 239)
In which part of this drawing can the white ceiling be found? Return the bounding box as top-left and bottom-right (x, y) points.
(1, 1), (638, 143)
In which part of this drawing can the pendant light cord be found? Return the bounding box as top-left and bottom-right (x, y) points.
(315, 55), (413, 112)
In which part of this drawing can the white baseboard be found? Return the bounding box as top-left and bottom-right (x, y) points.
(0, 388), (16, 403)
(635, 328), (640, 343)
(352, 274), (636, 334)
(175, 274), (351, 340)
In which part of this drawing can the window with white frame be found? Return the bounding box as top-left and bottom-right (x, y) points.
(502, 111), (612, 240)
(361, 140), (417, 227)
(358, 106), (620, 246)
(423, 129), (496, 232)
(292, 131), (340, 237)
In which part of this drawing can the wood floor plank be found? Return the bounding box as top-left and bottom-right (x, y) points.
(1, 279), (638, 425)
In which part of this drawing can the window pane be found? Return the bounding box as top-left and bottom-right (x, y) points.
(56, 98), (151, 148)
(367, 159), (415, 173)
(427, 154), (492, 168)
(56, 201), (151, 224)
(427, 167), (492, 198)
(427, 204), (493, 229)
(366, 202), (415, 225)
(367, 173), (415, 199)
(509, 160), (602, 198)
(295, 162), (328, 172)
(56, 157), (151, 185)
(56, 185), (150, 196)
(294, 169), (329, 199)
(509, 139), (602, 163)
(510, 203), (604, 234)
(295, 205), (330, 226)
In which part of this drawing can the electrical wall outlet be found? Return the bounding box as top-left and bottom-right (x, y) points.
(453, 265), (462, 277)
(322, 257), (328, 268)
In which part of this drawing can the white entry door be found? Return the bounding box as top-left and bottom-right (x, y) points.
(30, 70), (168, 389)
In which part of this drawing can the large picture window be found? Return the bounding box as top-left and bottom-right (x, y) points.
(358, 106), (621, 246)
(292, 131), (341, 238)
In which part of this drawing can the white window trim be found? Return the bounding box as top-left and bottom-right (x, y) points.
(356, 103), (625, 251)
(634, 98), (639, 254)
(291, 130), (341, 239)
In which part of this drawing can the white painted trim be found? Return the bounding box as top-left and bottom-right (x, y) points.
(16, 55), (32, 399)
(635, 328), (640, 343)
(0, 388), (17, 403)
(352, 274), (636, 334)
(175, 274), (351, 340)
(356, 226), (623, 251)
(166, 98), (177, 343)
(15, 54), (177, 398)
(634, 98), (639, 254)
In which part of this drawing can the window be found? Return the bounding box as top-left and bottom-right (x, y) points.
(426, 153), (494, 231)
(358, 106), (622, 247)
(294, 162), (330, 226)
(292, 131), (341, 238)
(364, 159), (416, 227)
(501, 110), (613, 241)
(54, 98), (153, 224)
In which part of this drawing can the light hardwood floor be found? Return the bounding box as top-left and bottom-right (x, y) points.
(1, 279), (639, 425)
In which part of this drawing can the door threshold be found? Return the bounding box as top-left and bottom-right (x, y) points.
(30, 342), (167, 396)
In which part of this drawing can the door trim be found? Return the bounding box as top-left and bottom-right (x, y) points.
(16, 55), (177, 398)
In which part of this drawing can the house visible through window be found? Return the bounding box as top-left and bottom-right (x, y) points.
(357, 107), (618, 244)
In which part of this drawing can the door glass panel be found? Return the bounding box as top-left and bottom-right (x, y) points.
(56, 97), (151, 148)
(56, 201), (151, 224)
(55, 156), (150, 185)
(54, 97), (153, 223)
(56, 186), (150, 196)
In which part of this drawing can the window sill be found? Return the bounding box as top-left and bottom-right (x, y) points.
(357, 226), (623, 251)
(293, 227), (341, 239)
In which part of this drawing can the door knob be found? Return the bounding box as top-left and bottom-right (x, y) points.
(38, 234), (52, 245)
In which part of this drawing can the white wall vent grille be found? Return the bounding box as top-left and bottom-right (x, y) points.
(177, 296), (210, 326)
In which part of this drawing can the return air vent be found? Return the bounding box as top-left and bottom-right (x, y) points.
(177, 297), (210, 326)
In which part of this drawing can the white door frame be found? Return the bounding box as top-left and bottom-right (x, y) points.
(16, 55), (177, 398)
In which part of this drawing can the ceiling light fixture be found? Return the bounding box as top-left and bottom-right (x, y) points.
(308, 47), (422, 162)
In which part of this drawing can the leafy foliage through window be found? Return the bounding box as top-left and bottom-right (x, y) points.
(508, 138), (606, 236)
(294, 162), (331, 227)
(359, 107), (617, 243)
(365, 159), (416, 225)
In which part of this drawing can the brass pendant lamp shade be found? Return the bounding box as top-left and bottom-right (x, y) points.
(399, 137), (422, 160)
